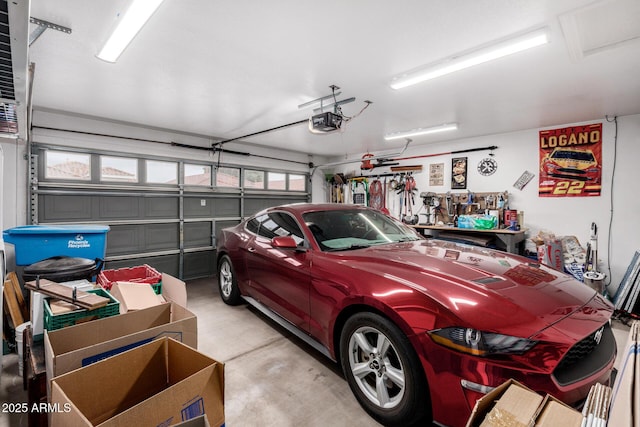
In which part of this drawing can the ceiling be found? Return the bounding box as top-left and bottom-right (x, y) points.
(21, 0), (640, 157)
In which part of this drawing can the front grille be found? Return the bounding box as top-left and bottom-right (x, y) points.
(558, 327), (602, 368)
(553, 323), (615, 386)
(557, 168), (586, 174)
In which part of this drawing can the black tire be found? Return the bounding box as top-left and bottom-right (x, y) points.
(217, 254), (243, 305)
(340, 312), (431, 427)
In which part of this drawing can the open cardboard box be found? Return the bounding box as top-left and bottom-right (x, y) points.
(109, 272), (188, 314)
(466, 379), (583, 427)
(535, 394), (583, 427)
(45, 273), (195, 398)
(50, 337), (224, 427)
(109, 281), (164, 313)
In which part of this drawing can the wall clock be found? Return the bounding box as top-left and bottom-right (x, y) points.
(477, 157), (497, 176)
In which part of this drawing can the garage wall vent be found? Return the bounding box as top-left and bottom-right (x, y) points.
(0, 0), (29, 139)
(0, 0), (17, 134)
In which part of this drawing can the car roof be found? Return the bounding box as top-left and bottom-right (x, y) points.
(262, 203), (368, 216)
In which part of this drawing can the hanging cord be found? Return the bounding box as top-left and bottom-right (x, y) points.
(604, 115), (618, 288)
(327, 84), (372, 122)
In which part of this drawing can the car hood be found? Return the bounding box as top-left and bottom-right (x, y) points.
(336, 239), (612, 336)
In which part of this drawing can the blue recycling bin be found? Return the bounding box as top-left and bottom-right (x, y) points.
(3, 225), (110, 266)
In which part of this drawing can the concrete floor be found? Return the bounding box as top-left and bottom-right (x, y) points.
(0, 277), (633, 427)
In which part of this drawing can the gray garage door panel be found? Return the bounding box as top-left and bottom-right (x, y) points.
(106, 223), (178, 255)
(184, 222), (212, 248)
(183, 197), (241, 218)
(99, 196), (140, 219)
(213, 198), (241, 216)
(144, 197), (179, 218)
(184, 250), (215, 279)
(39, 195), (92, 222)
(184, 197), (215, 217)
(107, 224), (143, 256)
(144, 223), (180, 251)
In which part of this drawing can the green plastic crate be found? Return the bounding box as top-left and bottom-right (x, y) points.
(44, 288), (120, 331)
(151, 282), (162, 295)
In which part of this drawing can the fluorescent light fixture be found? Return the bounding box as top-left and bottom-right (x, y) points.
(97, 0), (164, 63)
(390, 27), (549, 89)
(384, 123), (458, 141)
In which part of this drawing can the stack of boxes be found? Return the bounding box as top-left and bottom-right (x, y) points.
(3, 225), (225, 426)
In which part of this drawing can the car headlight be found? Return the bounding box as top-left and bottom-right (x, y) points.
(428, 327), (537, 356)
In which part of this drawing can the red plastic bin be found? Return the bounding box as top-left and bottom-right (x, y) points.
(98, 265), (161, 293)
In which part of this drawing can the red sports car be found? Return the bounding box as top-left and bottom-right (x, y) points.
(216, 204), (615, 427)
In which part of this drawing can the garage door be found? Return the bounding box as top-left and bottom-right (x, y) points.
(31, 144), (310, 280)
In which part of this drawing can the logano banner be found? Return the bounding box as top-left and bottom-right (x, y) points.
(538, 123), (602, 197)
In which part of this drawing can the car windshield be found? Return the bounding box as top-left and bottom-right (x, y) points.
(551, 150), (595, 162)
(303, 209), (421, 251)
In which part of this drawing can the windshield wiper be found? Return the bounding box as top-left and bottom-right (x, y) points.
(326, 243), (371, 252)
(397, 236), (419, 242)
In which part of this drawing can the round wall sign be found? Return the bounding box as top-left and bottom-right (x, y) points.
(477, 157), (497, 176)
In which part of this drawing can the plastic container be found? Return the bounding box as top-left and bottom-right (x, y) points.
(457, 214), (498, 230)
(44, 289), (119, 331)
(98, 265), (162, 295)
(23, 256), (104, 283)
(15, 321), (31, 377)
(3, 225), (110, 266)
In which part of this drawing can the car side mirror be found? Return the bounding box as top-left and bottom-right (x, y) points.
(271, 236), (298, 249)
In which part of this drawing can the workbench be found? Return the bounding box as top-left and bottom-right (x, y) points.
(412, 225), (528, 254)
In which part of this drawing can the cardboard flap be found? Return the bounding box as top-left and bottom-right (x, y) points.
(110, 282), (163, 313)
(162, 273), (187, 307)
(534, 396), (582, 427)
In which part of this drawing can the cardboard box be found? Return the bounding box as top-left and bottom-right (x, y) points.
(106, 272), (188, 314)
(476, 380), (543, 427)
(109, 281), (164, 313)
(466, 379), (584, 427)
(535, 395), (582, 427)
(50, 337), (224, 427)
(45, 302), (197, 397)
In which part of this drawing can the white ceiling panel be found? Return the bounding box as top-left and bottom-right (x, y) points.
(24, 0), (640, 157)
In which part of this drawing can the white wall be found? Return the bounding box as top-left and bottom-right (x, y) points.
(329, 114), (640, 296)
(0, 137), (27, 231)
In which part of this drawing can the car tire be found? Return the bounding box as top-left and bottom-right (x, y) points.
(217, 254), (243, 305)
(340, 312), (431, 427)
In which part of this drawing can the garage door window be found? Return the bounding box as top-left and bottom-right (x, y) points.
(185, 164), (211, 186)
(146, 160), (177, 184)
(215, 166), (240, 187)
(267, 172), (286, 190)
(244, 170), (265, 189)
(44, 151), (91, 181)
(101, 156), (138, 183)
(289, 174), (306, 191)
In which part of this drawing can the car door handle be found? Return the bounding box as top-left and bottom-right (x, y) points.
(247, 247), (256, 253)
